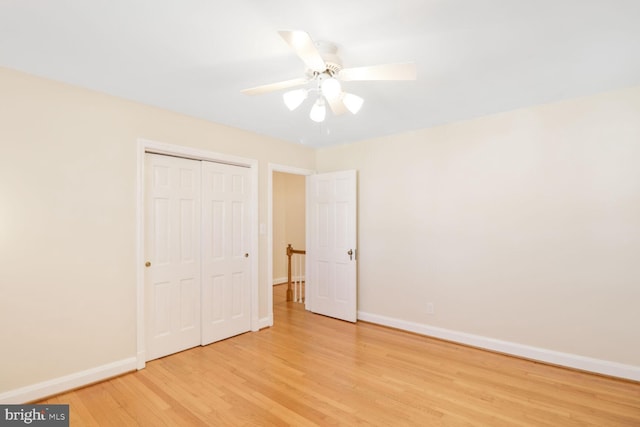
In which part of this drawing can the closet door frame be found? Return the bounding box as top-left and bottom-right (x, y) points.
(135, 138), (259, 370)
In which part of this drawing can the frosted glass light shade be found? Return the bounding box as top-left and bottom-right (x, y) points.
(283, 89), (307, 110)
(321, 77), (341, 98)
(342, 93), (364, 114)
(309, 98), (326, 122)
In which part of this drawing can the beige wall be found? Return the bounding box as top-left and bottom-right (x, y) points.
(2, 65), (638, 397)
(272, 172), (306, 284)
(317, 86), (640, 367)
(0, 67), (315, 394)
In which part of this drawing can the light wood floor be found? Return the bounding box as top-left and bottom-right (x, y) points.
(40, 285), (640, 426)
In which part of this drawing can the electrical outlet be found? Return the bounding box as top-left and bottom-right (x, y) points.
(426, 302), (435, 314)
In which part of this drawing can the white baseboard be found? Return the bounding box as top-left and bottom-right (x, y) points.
(0, 357), (137, 404)
(8, 315), (634, 404)
(273, 276), (305, 286)
(273, 277), (287, 286)
(136, 351), (146, 370)
(258, 315), (273, 329)
(357, 311), (640, 382)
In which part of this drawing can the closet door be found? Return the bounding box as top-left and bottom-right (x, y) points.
(201, 161), (252, 345)
(144, 153), (202, 361)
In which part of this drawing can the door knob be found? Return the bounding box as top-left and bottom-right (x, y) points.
(244, 253), (249, 258)
(145, 261), (151, 267)
(348, 249), (353, 260)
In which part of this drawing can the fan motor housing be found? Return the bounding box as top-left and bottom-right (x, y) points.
(315, 40), (342, 75)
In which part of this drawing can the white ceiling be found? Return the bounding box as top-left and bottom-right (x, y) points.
(2, 0), (640, 148)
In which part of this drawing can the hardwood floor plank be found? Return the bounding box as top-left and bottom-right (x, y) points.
(38, 285), (640, 426)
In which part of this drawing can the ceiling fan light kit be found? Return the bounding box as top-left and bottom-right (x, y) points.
(242, 30), (416, 124)
(320, 77), (341, 98)
(309, 97), (327, 123)
(283, 88), (308, 111)
(342, 93), (364, 115)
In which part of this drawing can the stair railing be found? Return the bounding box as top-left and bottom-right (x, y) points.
(286, 243), (306, 302)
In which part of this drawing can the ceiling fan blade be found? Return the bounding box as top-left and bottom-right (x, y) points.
(241, 77), (308, 95)
(325, 92), (348, 116)
(339, 62), (417, 81)
(278, 30), (327, 73)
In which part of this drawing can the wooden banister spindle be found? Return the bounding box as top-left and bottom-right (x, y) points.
(286, 244), (293, 301)
(286, 244), (306, 302)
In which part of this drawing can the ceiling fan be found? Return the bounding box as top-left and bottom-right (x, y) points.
(241, 30), (417, 123)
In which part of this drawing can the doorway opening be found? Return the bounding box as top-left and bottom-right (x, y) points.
(268, 167), (359, 325)
(267, 164), (313, 326)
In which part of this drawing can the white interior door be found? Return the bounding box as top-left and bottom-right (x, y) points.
(145, 154), (253, 360)
(201, 161), (252, 345)
(306, 170), (357, 322)
(145, 153), (202, 360)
